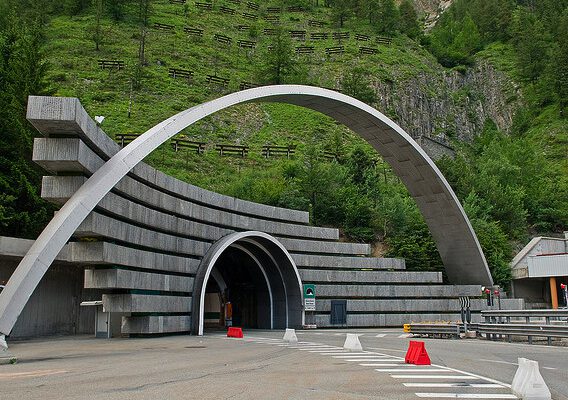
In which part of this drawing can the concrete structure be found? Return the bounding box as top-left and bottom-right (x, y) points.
(511, 233), (568, 309)
(0, 86), (513, 340)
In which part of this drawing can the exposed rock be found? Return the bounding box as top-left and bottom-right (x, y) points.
(372, 60), (521, 145)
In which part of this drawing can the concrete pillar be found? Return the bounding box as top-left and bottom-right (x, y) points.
(550, 277), (558, 309)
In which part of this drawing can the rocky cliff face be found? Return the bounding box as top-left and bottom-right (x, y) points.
(373, 60), (521, 146)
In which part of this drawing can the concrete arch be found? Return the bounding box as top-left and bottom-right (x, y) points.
(192, 231), (304, 335)
(0, 85), (492, 337)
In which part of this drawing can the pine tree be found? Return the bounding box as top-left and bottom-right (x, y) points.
(330, 0), (353, 28)
(511, 8), (550, 82)
(550, 10), (568, 112)
(398, 0), (420, 39)
(340, 66), (376, 105)
(377, 0), (399, 35)
(257, 27), (296, 84)
(0, 13), (54, 238)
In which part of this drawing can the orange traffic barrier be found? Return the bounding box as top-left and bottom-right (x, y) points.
(404, 340), (431, 365)
(227, 327), (244, 338)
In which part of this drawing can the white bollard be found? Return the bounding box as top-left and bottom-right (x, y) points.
(517, 360), (551, 400)
(283, 328), (298, 343)
(343, 333), (363, 351)
(511, 358), (529, 396)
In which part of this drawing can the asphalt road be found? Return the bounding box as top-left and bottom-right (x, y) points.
(1, 329), (566, 400)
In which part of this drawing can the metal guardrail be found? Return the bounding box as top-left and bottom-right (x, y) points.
(408, 323), (461, 338)
(478, 323), (568, 345)
(480, 309), (568, 345)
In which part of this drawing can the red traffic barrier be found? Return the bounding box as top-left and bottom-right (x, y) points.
(404, 340), (431, 365)
(227, 327), (244, 338)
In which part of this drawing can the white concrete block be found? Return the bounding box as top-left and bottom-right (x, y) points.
(283, 328), (298, 343)
(343, 333), (363, 351)
(512, 358), (551, 400)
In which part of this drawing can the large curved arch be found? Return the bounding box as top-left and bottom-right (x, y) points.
(0, 85), (492, 337)
(192, 231), (304, 335)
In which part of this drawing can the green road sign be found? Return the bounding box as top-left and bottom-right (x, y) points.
(303, 284), (316, 298)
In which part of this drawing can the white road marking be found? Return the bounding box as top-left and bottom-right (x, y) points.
(359, 363), (403, 367)
(345, 359), (403, 362)
(478, 358), (557, 371)
(332, 354), (383, 358)
(308, 350), (347, 353)
(367, 347), (407, 353)
(375, 334), (387, 338)
(415, 393), (517, 398)
(398, 334), (411, 338)
(403, 383), (505, 388)
(391, 375), (478, 380)
(375, 368), (449, 372)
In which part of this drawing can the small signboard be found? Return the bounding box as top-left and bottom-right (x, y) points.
(303, 284), (316, 311)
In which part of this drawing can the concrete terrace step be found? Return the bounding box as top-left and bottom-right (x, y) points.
(68, 241), (200, 275)
(299, 269), (442, 284)
(292, 254), (405, 270)
(122, 315), (191, 334)
(27, 96), (310, 224)
(85, 269), (193, 293)
(314, 284), (481, 298)
(102, 294), (192, 313)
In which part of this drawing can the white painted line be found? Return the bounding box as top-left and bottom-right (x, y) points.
(375, 368), (449, 372)
(308, 351), (347, 354)
(478, 358), (557, 371)
(367, 347), (407, 353)
(332, 354), (382, 358)
(359, 362), (407, 367)
(391, 375), (478, 380)
(403, 383), (505, 388)
(375, 334), (387, 338)
(398, 334), (410, 338)
(415, 393), (517, 399)
(358, 363), (402, 367)
(296, 346), (339, 350)
(345, 359), (403, 363)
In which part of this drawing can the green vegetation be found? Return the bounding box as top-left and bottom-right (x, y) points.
(0, 0), (567, 289)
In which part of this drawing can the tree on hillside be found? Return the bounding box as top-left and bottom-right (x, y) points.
(470, 0), (513, 44)
(366, 0), (380, 25)
(63, 0), (90, 15)
(550, 10), (568, 112)
(0, 14), (54, 238)
(92, 0), (104, 50)
(340, 66), (376, 105)
(510, 8), (550, 82)
(398, 0), (420, 39)
(329, 0), (353, 28)
(257, 27), (296, 84)
(377, 0), (399, 35)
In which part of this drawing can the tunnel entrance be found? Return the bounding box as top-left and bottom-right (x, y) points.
(192, 231), (304, 335)
(203, 247), (271, 331)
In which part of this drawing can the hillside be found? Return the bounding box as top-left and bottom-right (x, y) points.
(1, 0), (567, 289)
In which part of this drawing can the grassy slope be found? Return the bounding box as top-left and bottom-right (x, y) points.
(43, 0), (438, 193)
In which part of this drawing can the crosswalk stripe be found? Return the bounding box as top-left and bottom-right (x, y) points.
(345, 359), (403, 362)
(332, 354), (382, 358)
(391, 375), (478, 380)
(415, 393), (517, 398)
(403, 383), (505, 388)
(375, 368), (449, 372)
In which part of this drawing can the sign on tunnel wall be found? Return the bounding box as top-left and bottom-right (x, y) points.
(303, 284), (316, 311)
